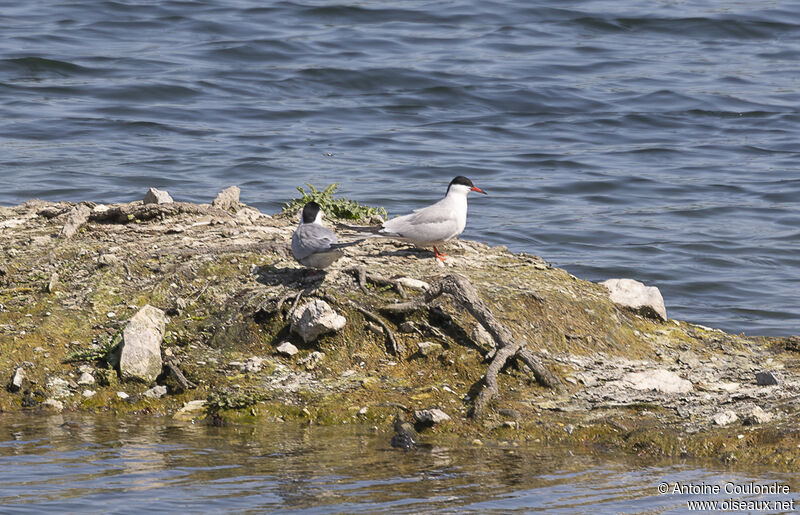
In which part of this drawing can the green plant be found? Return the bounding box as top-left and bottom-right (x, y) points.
(206, 390), (263, 414)
(282, 183), (387, 221)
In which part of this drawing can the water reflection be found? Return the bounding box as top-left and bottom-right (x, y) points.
(0, 414), (797, 513)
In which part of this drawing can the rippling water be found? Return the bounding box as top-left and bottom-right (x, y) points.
(1, 1), (798, 336)
(0, 414), (797, 513)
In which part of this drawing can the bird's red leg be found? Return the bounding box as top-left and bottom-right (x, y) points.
(434, 246), (448, 261)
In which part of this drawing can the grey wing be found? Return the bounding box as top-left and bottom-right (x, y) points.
(381, 201), (459, 241)
(292, 224), (338, 260)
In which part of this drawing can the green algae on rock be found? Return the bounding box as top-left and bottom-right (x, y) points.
(1, 193), (800, 470)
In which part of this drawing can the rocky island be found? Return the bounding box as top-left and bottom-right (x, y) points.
(1, 187), (798, 469)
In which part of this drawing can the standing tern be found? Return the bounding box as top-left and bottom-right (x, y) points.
(375, 176), (487, 261)
(292, 201), (363, 269)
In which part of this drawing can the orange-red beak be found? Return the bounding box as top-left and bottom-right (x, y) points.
(471, 186), (487, 195)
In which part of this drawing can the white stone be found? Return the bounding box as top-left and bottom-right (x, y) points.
(742, 406), (773, 425)
(705, 382), (740, 393)
(414, 408), (451, 424)
(82, 390), (96, 398)
(242, 357), (264, 373)
(9, 367), (26, 392)
(116, 392), (130, 399)
(174, 400), (207, 421)
(712, 410), (738, 426)
(142, 385), (168, 399)
(47, 377), (72, 398)
(622, 369), (692, 394)
(276, 341), (299, 357)
(289, 299), (346, 343)
(299, 351), (325, 370)
(417, 341), (443, 357)
(120, 305), (165, 383)
(396, 277), (430, 291)
(77, 372), (95, 385)
(601, 278), (667, 321)
(143, 188), (174, 205)
(43, 399), (64, 411)
(0, 218), (26, 229)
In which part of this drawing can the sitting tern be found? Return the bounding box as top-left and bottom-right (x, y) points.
(375, 176), (487, 261)
(291, 201), (363, 269)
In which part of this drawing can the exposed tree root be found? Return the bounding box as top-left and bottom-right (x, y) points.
(346, 266), (407, 299)
(274, 291), (295, 319)
(350, 302), (404, 356)
(287, 290), (305, 319)
(380, 273), (562, 418)
(164, 358), (197, 391)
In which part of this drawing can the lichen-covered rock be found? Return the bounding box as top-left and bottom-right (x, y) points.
(290, 300), (346, 343)
(120, 305), (166, 383)
(601, 278), (667, 321)
(621, 369), (692, 394)
(143, 188), (174, 205)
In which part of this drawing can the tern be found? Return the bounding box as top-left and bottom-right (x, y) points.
(291, 201), (363, 269)
(374, 176), (487, 261)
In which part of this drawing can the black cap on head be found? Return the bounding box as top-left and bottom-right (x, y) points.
(447, 175), (488, 195)
(302, 201), (322, 224)
(449, 176), (475, 189)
